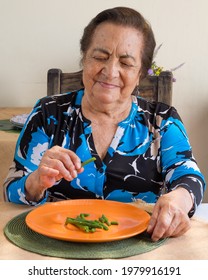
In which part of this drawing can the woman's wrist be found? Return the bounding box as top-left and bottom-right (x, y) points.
(25, 171), (46, 202)
(173, 186), (194, 214)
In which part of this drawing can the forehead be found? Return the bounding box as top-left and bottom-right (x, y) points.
(89, 22), (144, 55)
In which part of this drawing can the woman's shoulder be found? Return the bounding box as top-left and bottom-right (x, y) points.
(136, 96), (179, 119)
(35, 89), (84, 109)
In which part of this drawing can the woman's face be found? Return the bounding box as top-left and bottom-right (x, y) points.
(82, 22), (143, 106)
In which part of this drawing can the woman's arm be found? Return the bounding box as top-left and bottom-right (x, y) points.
(147, 187), (193, 241)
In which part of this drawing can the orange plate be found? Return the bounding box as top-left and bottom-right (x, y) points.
(25, 199), (150, 243)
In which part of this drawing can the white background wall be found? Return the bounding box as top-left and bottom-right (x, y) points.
(1, 0), (208, 201)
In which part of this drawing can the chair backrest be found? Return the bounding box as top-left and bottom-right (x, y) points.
(47, 68), (173, 105)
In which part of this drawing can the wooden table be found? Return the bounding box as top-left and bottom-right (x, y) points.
(0, 107), (31, 201)
(0, 202), (208, 260)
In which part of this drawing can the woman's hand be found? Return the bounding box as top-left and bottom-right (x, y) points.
(147, 188), (193, 241)
(25, 146), (84, 201)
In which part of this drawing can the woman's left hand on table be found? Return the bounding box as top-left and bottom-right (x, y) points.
(147, 188), (193, 241)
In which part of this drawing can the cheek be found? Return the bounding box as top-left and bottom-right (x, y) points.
(83, 59), (98, 77)
(124, 72), (140, 88)
(82, 67), (94, 88)
(82, 62), (103, 88)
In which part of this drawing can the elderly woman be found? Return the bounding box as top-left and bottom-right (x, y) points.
(3, 7), (205, 241)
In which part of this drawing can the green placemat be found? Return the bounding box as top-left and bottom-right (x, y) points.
(0, 119), (21, 132)
(4, 211), (167, 259)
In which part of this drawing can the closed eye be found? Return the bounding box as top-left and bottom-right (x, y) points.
(120, 61), (134, 68)
(93, 56), (108, 61)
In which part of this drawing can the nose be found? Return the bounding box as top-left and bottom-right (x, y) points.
(101, 58), (120, 78)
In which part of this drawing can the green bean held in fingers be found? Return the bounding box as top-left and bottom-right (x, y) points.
(81, 157), (96, 167)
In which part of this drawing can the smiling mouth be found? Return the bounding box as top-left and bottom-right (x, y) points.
(98, 81), (120, 89)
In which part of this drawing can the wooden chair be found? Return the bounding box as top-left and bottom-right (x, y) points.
(47, 68), (173, 105)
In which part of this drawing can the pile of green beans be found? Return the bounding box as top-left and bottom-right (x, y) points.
(65, 213), (118, 233)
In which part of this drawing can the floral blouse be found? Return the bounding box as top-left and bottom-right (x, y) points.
(4, 89), (205, 216)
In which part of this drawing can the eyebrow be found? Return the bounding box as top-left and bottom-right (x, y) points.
(92, 47), (136, 62)
(93, 47), (109, 55)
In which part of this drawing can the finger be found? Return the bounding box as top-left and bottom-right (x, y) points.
(43, 159), (73, 180)
(48, 147), (82, 171)
(39, 162), (74, 187)
(41, 146), (84, 181)
(44, 154), (79, 180)
(38, 165), (60, 188)
(147, 203), (160, 234)
(48, 149), (82, 177)
(39, 164), (59, 177)
(164, 214), (191, 238)
(67, 150), (82, 170)
(151, 210), (191, 240)
(172, 223), (191, 237)
(149, 209), (174, 241)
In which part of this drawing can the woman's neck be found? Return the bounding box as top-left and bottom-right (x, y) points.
(81, 94), (132, 125)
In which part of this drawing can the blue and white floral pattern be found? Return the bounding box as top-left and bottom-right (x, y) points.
(4, 89), (205, 216)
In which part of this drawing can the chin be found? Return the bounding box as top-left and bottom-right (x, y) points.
(96, 93), (119, 104)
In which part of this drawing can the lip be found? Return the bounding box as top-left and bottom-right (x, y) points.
(98, 81), (120, 89)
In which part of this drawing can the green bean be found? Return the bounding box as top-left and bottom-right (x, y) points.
(81, 157), (96, 167)
(98, 216), (105, 223)
(65, 215), (106, 233)
(79, 213), (89, 219)
(110, 221), (119, 225)
(65, 213), (119, 233)
(100, 214), (111, 226)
